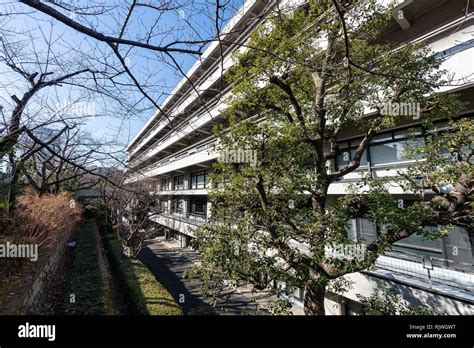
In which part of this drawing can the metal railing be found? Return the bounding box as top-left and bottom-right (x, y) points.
(139, 138), (216, 174)
(373, 249), (473, 291)
(153, 210), (208, 226)
(129, 85), (232, 165)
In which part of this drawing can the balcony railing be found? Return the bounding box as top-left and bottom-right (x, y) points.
(153, 210), (208, 226)
(129, 85), (232, 165)
(371, 249), (473, 291)
(138, 138), (216, 175)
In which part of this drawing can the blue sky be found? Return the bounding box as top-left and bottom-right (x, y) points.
(0, 0), (243, 156)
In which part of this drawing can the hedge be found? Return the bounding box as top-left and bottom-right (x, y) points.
(106, 238), (183, 315)
(65, 221), (109, 314)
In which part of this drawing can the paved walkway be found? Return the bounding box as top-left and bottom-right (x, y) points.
(138, 237), (275, 315)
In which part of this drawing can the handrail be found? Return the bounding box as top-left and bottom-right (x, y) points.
(157, 211), (208, 226)
(129, 84), (233, 162)
(138, 137), (217, 174)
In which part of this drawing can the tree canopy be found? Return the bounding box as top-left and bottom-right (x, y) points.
(189, 0), (472, 315)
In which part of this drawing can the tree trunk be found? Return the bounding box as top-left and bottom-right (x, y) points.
(6, 151), (23, 212)
(304, 280), (327, 315)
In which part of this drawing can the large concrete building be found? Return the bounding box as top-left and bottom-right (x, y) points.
(126, 0), (474, 314)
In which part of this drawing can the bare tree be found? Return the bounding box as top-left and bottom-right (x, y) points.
(18, 126), (101, 195)
(98, 170), (161, 256)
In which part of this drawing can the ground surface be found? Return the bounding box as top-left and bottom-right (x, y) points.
(138, 237), (279, 315)
(37, 220), (127, 314)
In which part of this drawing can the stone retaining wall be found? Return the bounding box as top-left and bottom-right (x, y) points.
(7, 223), (77, 315)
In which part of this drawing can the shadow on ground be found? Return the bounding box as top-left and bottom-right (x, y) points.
(138, 244), (215, 314)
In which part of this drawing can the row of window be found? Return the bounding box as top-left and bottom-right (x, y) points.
(158, 123), (469, 189)
(336, 128), (425, 169)
(160, 170), (208, 191)
(161, 196), (208, 217)
(349, 217), (473, 271)
(335, 122), (473, 170)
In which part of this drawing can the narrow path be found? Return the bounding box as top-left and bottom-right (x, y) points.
(138, 238), (269, 315)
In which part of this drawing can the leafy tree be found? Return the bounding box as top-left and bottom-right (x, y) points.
(190, 0), (471, 315)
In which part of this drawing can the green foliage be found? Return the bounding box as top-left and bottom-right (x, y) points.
(357, 289), (443, 315)
(401, 117), (473, 226)
(65, 222), (108, 315)
(106, 238), (183, 315)
(0, 201), (9, 211)
(192, 0), (469, 314)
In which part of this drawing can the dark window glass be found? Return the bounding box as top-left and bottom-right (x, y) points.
(370, 137), (424, 165)
(161, 178), (168, 191)
(380, 224), (444, 260)
(171, 199), (183, 213)
(336, 149), (368, 168)
(191, 171), (207, 189)
(370, 141), (407, 165)
(190, 196), (207, 217)
(173, 175), (184, 190)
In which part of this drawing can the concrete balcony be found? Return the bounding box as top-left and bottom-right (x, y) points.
(157, 188), (209, 196)
(328, 160), (421, 195)
(130, 92), (230, 167)
(127, 65), (234, 161)
(126, 139), (218, 183)
(126, 0), (269, 157)
(150, 212), (206, 237)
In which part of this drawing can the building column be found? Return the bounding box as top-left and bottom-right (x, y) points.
(181, 235), (188, 248)
(206, 201), (212, 220)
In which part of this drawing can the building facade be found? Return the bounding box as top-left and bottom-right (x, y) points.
(126, 0), (474, 314)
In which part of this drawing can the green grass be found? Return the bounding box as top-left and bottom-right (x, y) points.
(65, 221), (108, 314)
(107, 238), (183, 315)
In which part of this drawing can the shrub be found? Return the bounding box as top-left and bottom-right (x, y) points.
(15, 189), (82, 247)
(107, 238), (183, 315)
(0, 189), (82, 279)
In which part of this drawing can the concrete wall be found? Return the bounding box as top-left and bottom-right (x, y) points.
(6, 223), (77, 315)
(341, 272), (474, 315)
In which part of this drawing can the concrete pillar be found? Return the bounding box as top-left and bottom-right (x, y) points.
(206, 201), (212, 220)
(181, 235), (188, 248)
(183, 173), (190, 190)
(182, 198), (188, 217)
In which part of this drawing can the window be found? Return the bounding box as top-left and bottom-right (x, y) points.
(173, 175), (185, 190)
(171, 199), (183, 214)
(336, 127), (426, 170)
(370, 133), (425, 166)
(370, 142), (407, 165)
(336, 143), (368, 168)
(160, 199), (168, 213)
(191, 170), (208, 189)
(379, 223), (445, 261)
(160, 178), (168, 191)
(190, 196), (207, 217)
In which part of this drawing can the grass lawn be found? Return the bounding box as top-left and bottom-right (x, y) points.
(106, 238), (183, 315)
